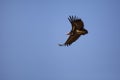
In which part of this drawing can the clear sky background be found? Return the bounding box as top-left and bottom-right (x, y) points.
(1, 0), (120, 80)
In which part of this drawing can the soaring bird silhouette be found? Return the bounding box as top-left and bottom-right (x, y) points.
(59, 16), (88, 46)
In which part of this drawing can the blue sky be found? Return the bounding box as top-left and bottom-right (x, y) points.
(1, 0), (120, 80)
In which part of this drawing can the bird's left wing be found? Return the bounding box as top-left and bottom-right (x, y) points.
(68, 16), (84, 30)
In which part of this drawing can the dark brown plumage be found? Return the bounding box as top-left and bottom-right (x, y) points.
(59, 16), (88, 46)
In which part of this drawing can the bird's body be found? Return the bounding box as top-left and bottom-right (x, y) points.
(59, 16), (88, 46)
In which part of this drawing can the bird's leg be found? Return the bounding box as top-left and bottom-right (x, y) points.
(66, 32), (74, 35)
(66, 32), (71, 35)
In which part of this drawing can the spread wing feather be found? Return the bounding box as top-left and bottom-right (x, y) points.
(68, 16), (84, 30)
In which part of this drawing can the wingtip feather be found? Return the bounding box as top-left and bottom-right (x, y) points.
(58, 44), (64, 46)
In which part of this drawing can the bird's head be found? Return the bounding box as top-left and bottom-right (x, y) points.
(83, 29), (88, 35)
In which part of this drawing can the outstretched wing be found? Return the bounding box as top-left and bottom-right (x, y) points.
(68, 16), (84, 31)
(59, 33), (81, 46)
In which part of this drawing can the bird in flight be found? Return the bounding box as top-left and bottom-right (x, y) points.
(59, 16), (88, 46)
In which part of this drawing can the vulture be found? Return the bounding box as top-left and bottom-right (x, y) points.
(59, 16), (88, 46)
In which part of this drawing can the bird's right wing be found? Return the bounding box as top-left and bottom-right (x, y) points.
(59, 33), (81, 46)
